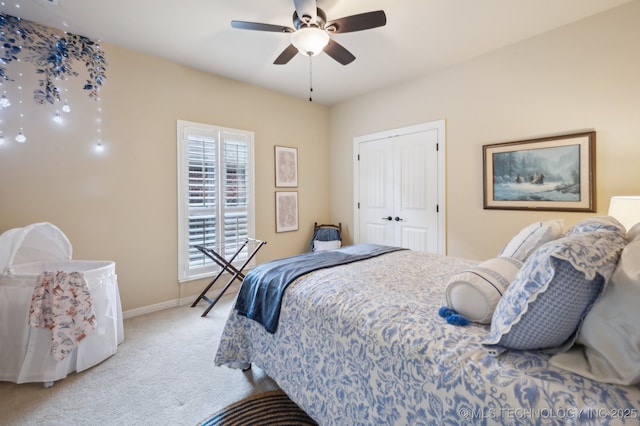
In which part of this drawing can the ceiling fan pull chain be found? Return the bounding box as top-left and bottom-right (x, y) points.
(308, 54), (313, 102)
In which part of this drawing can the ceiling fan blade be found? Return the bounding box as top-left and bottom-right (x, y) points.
(323, 39), (355, 65)
(231, 20), (294, 33)
(293, 0), (317, 23)
(325, 10), (386, 33)
(274, 44), (299, 65)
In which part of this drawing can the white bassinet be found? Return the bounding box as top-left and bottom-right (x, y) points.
(0, 222), (124, 384)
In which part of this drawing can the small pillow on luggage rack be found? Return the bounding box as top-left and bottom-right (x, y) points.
(313, 240), (341, 252)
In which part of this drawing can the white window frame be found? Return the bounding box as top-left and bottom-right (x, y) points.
(177, 120), (255, 282)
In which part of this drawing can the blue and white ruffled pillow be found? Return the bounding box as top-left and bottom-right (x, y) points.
(550, 223), (640, 385)
(483, 217), (627, 356)
(565, 215), (628, 236)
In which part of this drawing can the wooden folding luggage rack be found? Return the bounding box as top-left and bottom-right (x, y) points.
(191, 238), (266, 317)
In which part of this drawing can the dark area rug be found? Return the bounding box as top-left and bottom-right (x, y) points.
(198, 389), (318, 425)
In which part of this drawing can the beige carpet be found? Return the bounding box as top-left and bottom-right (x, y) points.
(0, 295), (279, 426)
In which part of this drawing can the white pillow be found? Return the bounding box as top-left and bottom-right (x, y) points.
(550, 223), (640, 384)
(498, 219), (563, 261)
(445, 257), (522, 324)
(313, 240), (341, 252)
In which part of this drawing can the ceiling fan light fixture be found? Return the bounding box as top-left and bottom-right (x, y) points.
(290, 27), (329, 56)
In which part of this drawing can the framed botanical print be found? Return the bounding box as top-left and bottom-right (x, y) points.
(275, 191), (298, 232)
(275, 146), (298, 187)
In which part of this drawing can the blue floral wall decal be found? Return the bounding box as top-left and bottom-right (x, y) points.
(0, 13), (106, 105)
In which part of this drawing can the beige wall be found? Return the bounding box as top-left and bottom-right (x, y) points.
(329, 1), (640, 261)
(0, 41), (330, 311)
(2, 2), (639, 312)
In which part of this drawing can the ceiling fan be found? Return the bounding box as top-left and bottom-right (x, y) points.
(231, 0), (387, 66)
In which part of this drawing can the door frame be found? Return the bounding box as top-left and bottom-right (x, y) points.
(353, 119), (447, 254)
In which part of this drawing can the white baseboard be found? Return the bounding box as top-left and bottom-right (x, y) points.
(122, 282), (240, 319)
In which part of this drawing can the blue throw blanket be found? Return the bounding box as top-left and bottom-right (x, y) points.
(235, 244), (405, 333)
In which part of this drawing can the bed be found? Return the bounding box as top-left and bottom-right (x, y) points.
(215, 217), (640, 425)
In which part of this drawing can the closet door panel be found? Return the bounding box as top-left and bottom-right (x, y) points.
(394, 130), (439, 252)
(358, 140), (395, 246)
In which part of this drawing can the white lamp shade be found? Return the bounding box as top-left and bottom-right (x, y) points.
(608, 196), (640, 231)
(290, 28), (330, 56)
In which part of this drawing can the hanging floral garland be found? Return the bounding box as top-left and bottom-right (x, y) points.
(0, 13), (106, 105)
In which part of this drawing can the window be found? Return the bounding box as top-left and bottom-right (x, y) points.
(177, 120), (255, 282)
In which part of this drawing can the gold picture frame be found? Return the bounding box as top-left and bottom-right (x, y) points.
(483, 131), (596, 212)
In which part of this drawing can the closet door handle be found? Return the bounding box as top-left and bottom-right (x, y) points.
(382, 216), (393, 221)
(394, 216), (405, 222)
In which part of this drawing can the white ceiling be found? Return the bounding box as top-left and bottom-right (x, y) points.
(3, 0), (633, 105)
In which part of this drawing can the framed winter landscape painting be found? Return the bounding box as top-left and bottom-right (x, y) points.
(483, 131), (596, 212)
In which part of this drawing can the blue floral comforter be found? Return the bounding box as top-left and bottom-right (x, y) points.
(235, 244), (404, 333)
(215, 250), (640, 425)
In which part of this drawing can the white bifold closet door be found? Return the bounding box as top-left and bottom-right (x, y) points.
(357, 125), (442, 253)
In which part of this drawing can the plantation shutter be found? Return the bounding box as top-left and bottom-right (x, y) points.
(221, 132), (249, 258)
(178, 121), (254, 282)
(187, 133), (218, 270)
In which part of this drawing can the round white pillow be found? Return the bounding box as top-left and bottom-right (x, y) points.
(445, 257), (522, 324)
